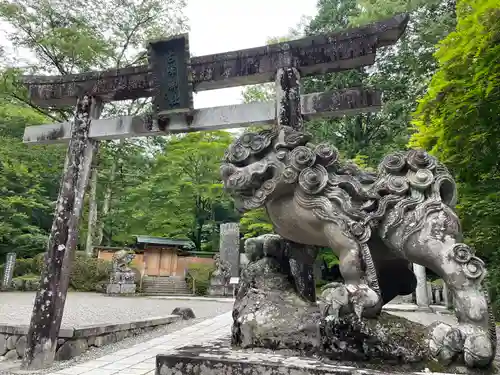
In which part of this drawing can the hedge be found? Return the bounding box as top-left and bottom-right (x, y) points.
(2, 253), (112, 292)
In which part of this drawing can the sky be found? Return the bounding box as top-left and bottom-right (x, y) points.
(187, 0), (318, 108)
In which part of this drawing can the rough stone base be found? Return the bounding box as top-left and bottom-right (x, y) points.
(207, 276), (228, 297)
(106, 283), (136, 294)
(155, 339), (468, 375)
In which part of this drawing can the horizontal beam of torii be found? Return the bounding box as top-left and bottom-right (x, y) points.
(21, 14), (408, 108)
(23, 89), (382, 144)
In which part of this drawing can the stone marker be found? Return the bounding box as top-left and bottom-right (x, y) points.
(219, 223), (240, 278)
(1, 253), (16, 290)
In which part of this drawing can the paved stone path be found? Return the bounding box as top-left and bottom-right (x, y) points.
(46, 311), (233, 375)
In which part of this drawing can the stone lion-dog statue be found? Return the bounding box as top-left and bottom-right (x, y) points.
(221, 125), (495, 368)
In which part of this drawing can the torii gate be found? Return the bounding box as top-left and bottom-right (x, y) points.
(19, 14), (409, 369)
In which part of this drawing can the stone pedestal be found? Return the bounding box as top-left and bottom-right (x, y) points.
(106, 270), (136, 295)
(106, 283), (136, 294)
(156, 335), (455, 375)
(207, 275), (228, 297)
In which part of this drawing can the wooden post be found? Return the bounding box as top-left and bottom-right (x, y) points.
(22, 95), (103, 370)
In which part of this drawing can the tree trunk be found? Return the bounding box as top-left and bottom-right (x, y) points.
(96, 139), (123, 246)
(85, 148), (99, 257)
(22, 96), (103, 370)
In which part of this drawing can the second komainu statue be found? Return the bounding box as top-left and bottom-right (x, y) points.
(221, 125), (496, 370)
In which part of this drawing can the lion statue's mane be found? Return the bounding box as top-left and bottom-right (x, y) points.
(221, 125), (457, 248)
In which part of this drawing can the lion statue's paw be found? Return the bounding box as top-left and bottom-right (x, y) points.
(429, 322), (494, 368)
(319, 282), (381, 319)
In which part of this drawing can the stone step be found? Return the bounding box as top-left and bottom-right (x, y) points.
(142, 291), (193, 297)
(142, 284), (189, 288)
(143, 288), (191, 292)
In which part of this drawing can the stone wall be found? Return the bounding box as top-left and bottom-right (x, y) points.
(0, 315), (180, 361)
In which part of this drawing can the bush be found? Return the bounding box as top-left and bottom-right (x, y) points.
(69, 254), (112, 292)
(186, 263), (215, 296)
(5, 253), (112, 293)
(11, 274), (40, 291)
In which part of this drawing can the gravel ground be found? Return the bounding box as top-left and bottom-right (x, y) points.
(0, 292), (233, 327)
(0, 293), (233, 374)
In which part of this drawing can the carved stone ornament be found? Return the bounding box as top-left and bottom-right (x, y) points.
(222, 126), (496, 369)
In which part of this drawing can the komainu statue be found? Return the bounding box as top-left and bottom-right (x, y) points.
(221, 126), (496, 369)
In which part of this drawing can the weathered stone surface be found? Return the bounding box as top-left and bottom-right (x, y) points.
(6, 335), (19, 350)
(171, 307), (196, 320)
(233, 252), (429, 363)
(156, 338), (464, 375)
(86, 336), (96, 347)
(208, 254), (231, 297)
(0, 334), (7, 355)
(120, 283), (136, 294)
(148, 34), (193, 116)
(4, 349), (18, 361)
(219, 223), (240, 277)
(24, 90), (382, 146)
(106, 284), (121, 294)
(115, 331), (127, 341)
(55, 339), (88, 361)
(15, 336), (27, 357)
(22, 97), (103, 371)
(94, 333), (115, 347)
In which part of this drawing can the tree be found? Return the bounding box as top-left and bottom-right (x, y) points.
(0, 103), (65, 258)
(120, 131), (237, 251)
(299, 0), (457, 166)
(410, 0), (499, 182)
(0, 0), (188, 255)
(240, 209), (274, 239)
(410, 0), (500, 263)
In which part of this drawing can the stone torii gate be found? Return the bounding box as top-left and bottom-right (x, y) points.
(19, 14), (408, 369)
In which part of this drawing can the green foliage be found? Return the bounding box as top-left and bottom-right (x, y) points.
(68, 254), (112, 292)
(13, 254), (44, 277)
(186, 263), (215, 296)
(317, 247), (339, 268)
(0, 0), (188, 257)
(410, 0), (500, 267)
(120, 132), (238, 251)
(0, 91), (65, 258)
(411, 0), (499, 182)
(6, 254), (111, 291)
(240, 209), (274, 239)
(302, 0), (456, 167)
